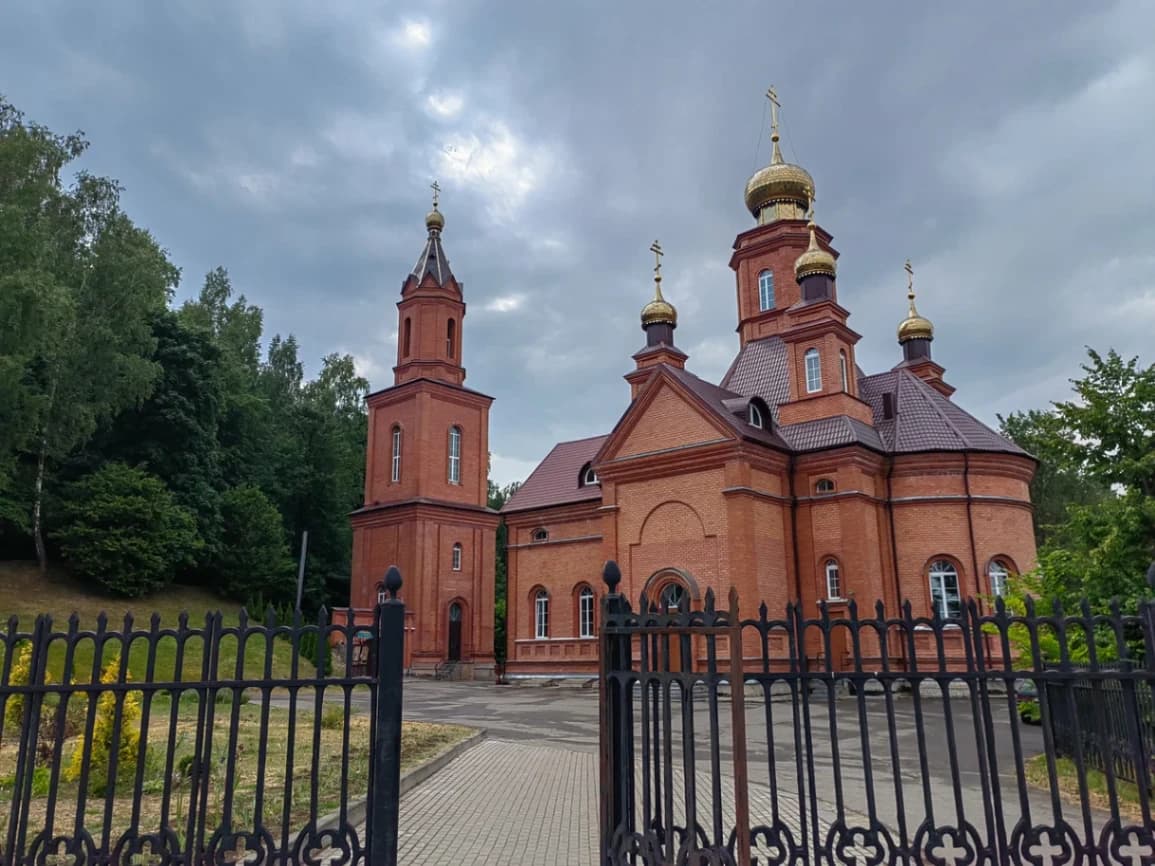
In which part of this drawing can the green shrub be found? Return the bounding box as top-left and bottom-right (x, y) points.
(54, 463), (200, 597)
(320, 705), (345, 730)
(214, 486), (294, 604)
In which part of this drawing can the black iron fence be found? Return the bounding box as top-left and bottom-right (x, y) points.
(598, 561), (1155, 866)
(1, 567), (407, 866)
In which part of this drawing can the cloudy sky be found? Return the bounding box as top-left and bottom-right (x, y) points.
(3, 2), (1154, 484)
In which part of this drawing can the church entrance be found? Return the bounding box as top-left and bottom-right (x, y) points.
(447, 601), (463, 661)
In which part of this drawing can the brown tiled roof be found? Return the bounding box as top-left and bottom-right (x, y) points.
(720, 337), (792, 423)
(778, 415), (885, 452)
(859, 370), (1027, 455)
(501, 434), (608, 513)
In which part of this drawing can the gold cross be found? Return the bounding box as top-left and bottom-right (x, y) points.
(649, 239), (664, 284)
(44, 843), (76, 866)
(904, 259), (914, 293)
(130, 842), (163, 866)
(223, 839), (255, 866)
(430, 180), (440, 209)
(766, 86), (780, 136)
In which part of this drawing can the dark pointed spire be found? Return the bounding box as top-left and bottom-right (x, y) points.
(411, 181), (455, 287)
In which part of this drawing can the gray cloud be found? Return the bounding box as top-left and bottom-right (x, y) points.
(3, 0), (1153, 484)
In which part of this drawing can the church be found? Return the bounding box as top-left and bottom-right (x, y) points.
(500, 93), (1037, 676)
(343, 93), (1037, 680)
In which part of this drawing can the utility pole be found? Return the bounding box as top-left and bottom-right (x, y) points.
(295, 529), (309, 612)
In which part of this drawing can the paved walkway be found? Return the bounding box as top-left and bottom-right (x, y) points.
(397, 739), (599, 864)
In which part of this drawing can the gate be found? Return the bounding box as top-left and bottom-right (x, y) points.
(598, 561), (1155, 866)
(1, 567), (408, 866)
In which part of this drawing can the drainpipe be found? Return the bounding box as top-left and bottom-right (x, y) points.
(788, 452), (803, 603)
(885, 456), (901, 668)
(963, 451), (981, 600)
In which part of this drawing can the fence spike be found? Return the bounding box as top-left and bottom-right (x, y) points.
(602, 560), (622, 592)
(728, 586), (739, 616)
(704, 588), (716, 613)
(758, 601), (768, 622)
(384, 564), (403, 599)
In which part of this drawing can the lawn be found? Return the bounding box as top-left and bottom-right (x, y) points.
(0, 687), (473, 846)
(0, 562), (314, 684)
(1026, 754), (1151, 822)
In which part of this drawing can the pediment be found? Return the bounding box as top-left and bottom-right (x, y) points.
(599, 374), (734, 464)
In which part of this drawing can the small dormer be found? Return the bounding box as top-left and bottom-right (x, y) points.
(579, 462), (599, 487)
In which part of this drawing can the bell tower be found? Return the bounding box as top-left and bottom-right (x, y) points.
(349, 187), (498, 679)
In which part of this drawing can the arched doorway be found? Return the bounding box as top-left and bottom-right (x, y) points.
(448, 602), (463, 662)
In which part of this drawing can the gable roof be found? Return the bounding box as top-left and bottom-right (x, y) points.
(660, 365), (789, 450)
(501, 434), (608, 514)
(720, 337), (792, 423)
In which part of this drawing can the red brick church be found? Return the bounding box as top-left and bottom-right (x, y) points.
(500, 94), (1037, 676)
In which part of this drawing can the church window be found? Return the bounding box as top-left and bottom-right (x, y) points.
(758, 270), (775, 311)
(403, 318), (412, 357)
(659, 582), (687, 612)
(815, 478), (835, 494)
(452, 542), (462, 571)
(580, 463), (598, 486)
(532, 528), (549, 543)
(448, 426), (462, 483)
(929, 560), (962, 620)
(839, 350), (849, 392)
(535, 589), (550, 638)
(748, 402), (764, 429)
(805, 348), (822, 393)
(447, 318), (456, 359)
(988, 559), (1011, 598)
(390, 426), (402, 483)
(579, 586), (595, 638)
(824, 559), (842, 599)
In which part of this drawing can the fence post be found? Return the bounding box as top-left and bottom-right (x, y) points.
(368, 565), (405, 866)
(599, 560), (633, 862)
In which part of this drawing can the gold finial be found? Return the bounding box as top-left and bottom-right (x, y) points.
(767, 86), (784, 164)
(794, 193), (837, 279)
(425, 180), (445, 231)
(641, 239), (676, 327)
(430, 179), (441, 209)
(650, 239), (664, 297)
(897, 258), (934, 342)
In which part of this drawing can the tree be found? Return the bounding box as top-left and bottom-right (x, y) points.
(0, 97), (178, 568)
(54, 463), (200, 597)
(487, 479), (522, 664)
(215, 485), (294, 605)
(998, 409), (1108, 545)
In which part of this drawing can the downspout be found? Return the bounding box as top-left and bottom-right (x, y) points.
(963, 451), (981, 599)
(885, 456), (901, 669)
(788, 452), (803, 604)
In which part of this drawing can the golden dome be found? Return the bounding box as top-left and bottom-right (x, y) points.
(425, 207), (444, 231)
(744, 147), (814, 218)
(794, 220), (836, 279)
(897, 261), (934, 342)
(641, 239), (676, 327)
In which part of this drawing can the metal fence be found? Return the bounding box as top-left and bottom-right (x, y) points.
(0, 567), (407, 866)
(598, 561), (1155, 866)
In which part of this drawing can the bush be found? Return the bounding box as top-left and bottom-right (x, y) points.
(54, 463), (200, 597)
(64, 653), (142, 789)
(214, 485), (294, 604)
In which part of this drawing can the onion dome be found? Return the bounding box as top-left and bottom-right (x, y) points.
(641, 239), (677, 327)
(897, 259), (934, 342)
(744, 87), (813, 220)
(794, 219), (836, 280)
(425, 206), (444, 232)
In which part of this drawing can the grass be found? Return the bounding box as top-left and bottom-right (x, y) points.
(0, 688), (473, 846)
(0, 561), (313, 683)
(1026, 754), (1151, 822)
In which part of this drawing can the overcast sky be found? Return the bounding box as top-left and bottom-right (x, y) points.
(3, 2), (1154, 485)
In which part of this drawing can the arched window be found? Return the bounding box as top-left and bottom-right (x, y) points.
(839, 350), (849, 392)
(532, 528), (549, 543)
(748, 402), (764, 429)
(579, 586), (595, 638)
(446, 318), (456, 359)
(988, 560), (1011, 598)
(534, 589), (550, 639)
(824, 559), (842, 599)
(804, 348), (822, 393)
(390, 425), (402, 483)
(403, 318), (412, 357)
(758, 269), (775, 311)
(580, 463), (598, 486)
(375, 582), (386, 605)
(659, 583), (687, 612)
(448, 426), (461, 484)
(815, 478), (835, 494)
(452, 542), (462, 571)
(929, 560), (962, 620)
